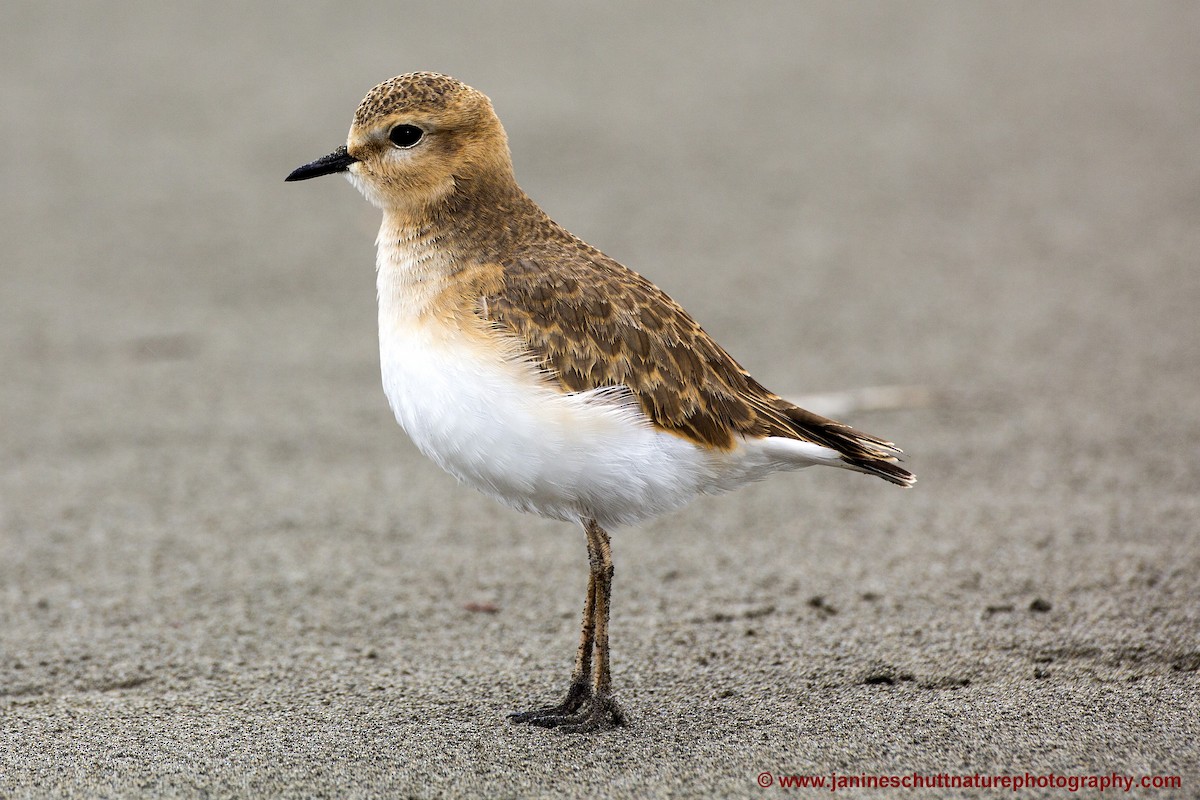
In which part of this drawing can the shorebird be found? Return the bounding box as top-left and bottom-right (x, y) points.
(286, 72), (914, 733)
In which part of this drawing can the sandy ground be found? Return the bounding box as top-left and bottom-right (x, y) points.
(2, 2), (1198, 798)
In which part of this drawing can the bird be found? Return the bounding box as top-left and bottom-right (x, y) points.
(286, 72), (914, 733)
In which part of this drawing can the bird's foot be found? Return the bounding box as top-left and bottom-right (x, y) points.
(508, 680), (591, 724)
(510, 684), (627, 733)
(534, 691), (627, 733)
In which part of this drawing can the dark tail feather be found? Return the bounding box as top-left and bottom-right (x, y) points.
(782, 406), (916, 488)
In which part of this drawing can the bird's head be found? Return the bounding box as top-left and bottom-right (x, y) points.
(286, 72), (512, 213)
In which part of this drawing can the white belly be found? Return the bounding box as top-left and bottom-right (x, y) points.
(378, 318), (728, 528)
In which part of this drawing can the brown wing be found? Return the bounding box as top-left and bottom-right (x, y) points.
(481, 240), (913, 486)
(484, 248), (793, 450)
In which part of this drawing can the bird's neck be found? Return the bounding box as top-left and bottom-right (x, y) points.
(381, 167), (539, 255)
(375, 170), (539, 319)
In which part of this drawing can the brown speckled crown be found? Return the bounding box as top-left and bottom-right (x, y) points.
(353, 72), (485, 126)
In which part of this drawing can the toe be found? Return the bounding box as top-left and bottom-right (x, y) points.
(556, 694), (628, 733)
(509, 682), (591, 725)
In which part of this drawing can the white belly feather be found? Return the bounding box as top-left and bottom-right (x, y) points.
(379, 317), (699, 526)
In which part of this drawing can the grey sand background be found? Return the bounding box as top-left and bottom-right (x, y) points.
(2, 2), (1198, 797)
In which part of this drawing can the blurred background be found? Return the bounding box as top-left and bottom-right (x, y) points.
(2, 1), (1197, 796)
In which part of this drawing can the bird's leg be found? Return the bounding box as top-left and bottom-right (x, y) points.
(508, 554), (596, 722)
(509, 519), (627, 732)
(558, 519), (628, 732)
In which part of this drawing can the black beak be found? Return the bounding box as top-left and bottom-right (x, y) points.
(285, 145), (358, 182)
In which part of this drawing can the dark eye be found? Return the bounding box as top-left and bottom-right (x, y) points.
(388, 124), (424, 148)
